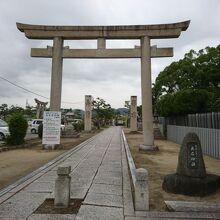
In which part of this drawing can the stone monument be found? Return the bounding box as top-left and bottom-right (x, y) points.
(162, 132), (220, 196)
(153, 110), (164, 140)
(61, 112), (80, 138)
(84, 95), (92, 132)
(130, 96), (138, 132)
(61, 124), (80, 138)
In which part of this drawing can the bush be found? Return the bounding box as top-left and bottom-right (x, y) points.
(73, 121), (84, 132)
(38, 123), (43, 139)
(6, 113), (28, 145)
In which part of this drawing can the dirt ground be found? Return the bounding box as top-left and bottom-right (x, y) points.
(0, 131), (97, 190)
(124, 128), (220, 211)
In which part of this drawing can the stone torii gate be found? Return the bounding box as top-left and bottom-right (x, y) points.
(34, 98), (48, 119)
(17, 21), (190, 150)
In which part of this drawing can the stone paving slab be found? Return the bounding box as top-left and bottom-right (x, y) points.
(75, 204), (123, 220)
(71, 177), (93, 188)
(7, 172), (45, 193)
(0, 192), (49, 218)
(0, 218), (24, 220)
(99, 165), (122, 173)
(125, 217), (146, 220)
(24, 181), (54, 193)
(104, 153), (121, 157)
(70, 187), (88, 199)
(123, 189), (135, 216)
(165, 200), (220, 212)
(71, 169), (97, 177)
(72, 166), (98, 173)
(49, 186), (88, 200)
(0, 192), (14, 205)
(84, 192), (123, 207)
(35, 175), (57, 183)
(28, 214), (75, 220)
(130, 211), (220, 219)
(89, 183), (122, 196)
(101, 161), (122, 167)
(96, 170), (123, 179)
(93, 175), (122, 186)
(97, 169), (122, 175)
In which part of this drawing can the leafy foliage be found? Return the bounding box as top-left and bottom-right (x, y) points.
(73, 121), (84, 132)
(156, 89), (214, 116)
(0, 104), (8, 120)
(73, 109), (83, 119)
(0, 104), (35, 121)
(92, 97), (114, 129)
(154, 45), (220, 116)
(38, 123), (43, 139)
(6, 113), (28, 145)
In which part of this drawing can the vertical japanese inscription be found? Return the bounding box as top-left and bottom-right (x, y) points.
(84, 95), (92, 131)
(131, 99), (136, 107)
(131, 111), (137, 118)
(187, 142), (198, 169)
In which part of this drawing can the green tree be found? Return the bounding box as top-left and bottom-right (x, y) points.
(92, 97), (113, 129)
(154, 45), (220, 115)
(0, 104), (8, 120)
(73, 109), (83, 119)
(6, 113), (28, 145)
(156, 89), (214, 116)
(137, 105), (142, 120)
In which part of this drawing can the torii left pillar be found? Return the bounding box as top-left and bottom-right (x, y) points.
(50, 37), (63, 111)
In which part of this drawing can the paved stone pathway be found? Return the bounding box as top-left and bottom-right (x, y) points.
(0, 127), (134, 220)
(1, 127), (219, 220)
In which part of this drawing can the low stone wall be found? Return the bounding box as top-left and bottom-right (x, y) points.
(122, 131), (149, 211)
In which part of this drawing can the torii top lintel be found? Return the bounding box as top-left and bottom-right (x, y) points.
(16, 20), (190, 40)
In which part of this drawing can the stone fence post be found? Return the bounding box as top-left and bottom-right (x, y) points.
(54, 166), (71, 208)
(134, 168), (149, 211)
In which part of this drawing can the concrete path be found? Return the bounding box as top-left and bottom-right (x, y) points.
(0, 127), (134, 220)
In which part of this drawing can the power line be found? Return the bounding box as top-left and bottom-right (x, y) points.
(0, 75), (83, 105)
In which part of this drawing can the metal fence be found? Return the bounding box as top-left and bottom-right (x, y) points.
(159, 112), (220, 129)
(167, 125), (220, 159)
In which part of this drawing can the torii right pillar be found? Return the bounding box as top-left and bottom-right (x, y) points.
(139, 36), (154, 150)
(139, 33), (182, 150)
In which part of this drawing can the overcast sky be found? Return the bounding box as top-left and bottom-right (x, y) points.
(0, 0), (219, 110)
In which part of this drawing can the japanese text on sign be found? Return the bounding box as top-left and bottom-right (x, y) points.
(42, 111), (61, 145)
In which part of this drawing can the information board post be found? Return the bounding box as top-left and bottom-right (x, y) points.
(42, 111), (61, 149)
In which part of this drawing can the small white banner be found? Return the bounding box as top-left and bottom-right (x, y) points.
(42, 111), (61, 145)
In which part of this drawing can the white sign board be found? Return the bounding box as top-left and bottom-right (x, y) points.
(42, 111), (61, 145)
